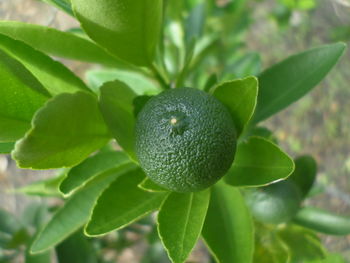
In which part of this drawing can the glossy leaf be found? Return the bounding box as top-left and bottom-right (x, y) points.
(40, 0), (73, 16)
(0, 33), (89, 96)
(252, 43), (346, 123)
(85, 169), (167, 236)
(0, 49), (49, 142)
(12, 92), (111, 169)
(71, 0), (163, 66)
(202, 182), (254, 263)
(56, 230), (98, 263)
(277, 225), (326, 262)
(0, 142), (15, 154)
(212, 76), (258, 135)
(289, 155), (317, 198)
(60, 151), (130, 196)
(225, 137), (294, 187)
(158, 190), (210, 263)
(86, 69), (160, 95)
(30, 163), (135, 254)
(0, 21), (123, 67)
(138, 178), (168, 192)
(294, 207), (350, 235)
(15, 174), (65, 197)
(99, 81), (137, 160)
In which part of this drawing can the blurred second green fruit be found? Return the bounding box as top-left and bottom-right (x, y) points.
(245, 180), (302, 224)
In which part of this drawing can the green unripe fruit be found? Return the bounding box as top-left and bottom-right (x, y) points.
(245, 180), (302, 225)
(135, 87), (237, 192)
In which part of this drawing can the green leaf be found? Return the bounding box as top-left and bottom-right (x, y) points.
(21, 203), (48, 229)
(15, 174), (65, 197)
(166, 1), (184, 20)
(158, 190), (210, 263)
(0, 209), (21, 234)
(12, 91), (111, 169)
(138, 178), (168, 193)
(202, 182), (254, 263)
(0, 142), (15, 154)
(0, 252), (17, 263)
(175, 39), (196, 88)
(294, 207), (350, 236)
(0, 49), (49, 142)
(306, 253), (346, 263)
(212, 76), (258, 135)
(99, 81), (137, 160)
(30, 163), (135, 254)
(252, 43), (346, 123)
(25, 247), (52, 263)
(254, 223), (290, 263)
(0, 21), (124, 67)
(0, 33), (90, 96)
(203, 73), (218, 92)
(225, 137), (294, 187)
(277, 225), (327, 262)
(71, 0), (163, 66)
(40, 0), (74, 16)
(244, 126), (278, 144)
(6, 228), (30, 249)
(59, 151), (130, 196)
(190, 34), (219, 75)
(185, 3), (206, 44)
(56, 230), (98, 263)
(133, 95), (153, 117)
(85, 168), (167, 236)
(289, 155), (317, 198)
(224, 53), (261, 79)
(86, 69), (160, 95)
(142, 241), (172, 263)
(0, 232), (11, 248)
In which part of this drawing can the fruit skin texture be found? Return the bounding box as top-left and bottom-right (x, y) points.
(244, 180), (302, 225)
(135, 87), (237, 192)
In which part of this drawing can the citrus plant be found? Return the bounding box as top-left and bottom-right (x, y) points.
(0, 0), (349, 262)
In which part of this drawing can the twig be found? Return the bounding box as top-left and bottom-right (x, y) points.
(150, 63), (170, 90)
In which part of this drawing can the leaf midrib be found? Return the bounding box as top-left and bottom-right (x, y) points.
(90, 193), (161, 233)
(217, 192), (236, 261)
(256, 48), (338, 121)
(177, 193), (194, 262)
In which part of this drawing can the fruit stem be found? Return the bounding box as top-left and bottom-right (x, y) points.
(150, 63), (170, 90)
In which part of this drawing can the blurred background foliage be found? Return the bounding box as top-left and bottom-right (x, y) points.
(0, 0), (349, 262)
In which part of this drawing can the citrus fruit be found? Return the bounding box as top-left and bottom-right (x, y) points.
(244, 180), (302, 224)
(135, 87), (237, 192)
